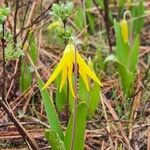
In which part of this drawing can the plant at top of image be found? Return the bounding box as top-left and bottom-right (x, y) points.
(47, 2), (74, 42)
(37, 2), (103, 150)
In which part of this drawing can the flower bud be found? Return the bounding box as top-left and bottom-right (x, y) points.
(120, 19), (128, 44)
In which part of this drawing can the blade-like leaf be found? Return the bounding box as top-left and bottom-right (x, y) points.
(105, 55), (134, 96)
(74, 7), (84, 30)
(64, 102), (87, 150)
(20, 60), (32, 92)
(55, 75), (67, 111)
(38, 78), (64, 140)
(129, 35), (139, 74)
(114, 20), (130, 67)
(131, 0), (144, 35)
(86, 0), (95, 33)
(88, 83), (100, 117)
(78, 76), (89, 104)
(45, 129), (66, 150)
(28, 32), (38, 64)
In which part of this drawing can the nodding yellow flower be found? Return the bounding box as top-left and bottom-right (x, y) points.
(42, 43), (102, 97)
(120, 19), (128, 44)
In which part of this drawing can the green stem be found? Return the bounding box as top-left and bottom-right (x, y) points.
(66, 78), (69, 125)
(70, 46), (78, 150)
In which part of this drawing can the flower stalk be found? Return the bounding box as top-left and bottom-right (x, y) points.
(70, 44), (78, 150)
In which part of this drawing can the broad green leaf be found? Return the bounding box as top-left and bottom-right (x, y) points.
(38, 78), (64, 140)
(56, 88), (66, 112)
(45, 129), (66, 150)
(131, 0), (144, 36)
(20, 60), (32, 92)
(114, 20), (130, 67)
(64, 102), (87, 150)
(28, 32), (38, 64)
(129, 35), (139, 74)
(55, 75), (67, 111)
(78, 77), (101, 117)
(68, 91), (74, 112)
(105, 55), (134, 97)
(78, 76), (89, 104)
(88, 83), (101, 117)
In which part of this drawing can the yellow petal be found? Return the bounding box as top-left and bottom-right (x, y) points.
(42, 56), (66, 90)
(77, 52), (102, 86)
(67, 64), (75, 98)
(59, 67), (67, 92)
(120, 19), (128, 43)
(79, 66), (89, 91)
(64, 43), (75, 55)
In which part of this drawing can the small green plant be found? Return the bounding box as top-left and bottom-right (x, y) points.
(105, 11), (140, 98)
(0, 6), (10, 24)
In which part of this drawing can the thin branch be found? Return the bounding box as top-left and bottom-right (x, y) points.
(16, 0), (59, 37)
(0, 100), (40, 150)
(103, 0), (112, 53)
(1, 22), (6, 103)
(14, 0), (19, 47)
(131, 64), (150, 98)
(21, 0), (31, 30)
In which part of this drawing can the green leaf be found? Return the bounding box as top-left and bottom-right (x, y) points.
(55, 75), (67, 111)
(96, 0), (104, 9)
(86, 0), (95, 33)
(105, 55), (134, 97)
(78, 76), (89, 104)
(131, 0), (144, 36)
(118, 0), (126, 7)
(88, 83), (100, 117)
(0, 6), (10, 23)
(38, 78), (64, 140)
(74, 7), (84, 30)
(64, 102), (87, 150)
(20, 60), (32, 92)
(28, 32), (38, 64)
(51, 2), (73, 21)
(45, 129), (66, 150)
(114, 20), (130, 67)
(129, 35), (139, 74)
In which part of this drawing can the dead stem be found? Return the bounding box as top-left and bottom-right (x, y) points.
(1, 22), (6, 103)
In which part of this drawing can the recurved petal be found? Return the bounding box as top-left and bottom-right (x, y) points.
(79, 67), (89, 91)
(59, 67), (67, 92)
(67, 64), (75, 98)
(77, 52), (102, 86)
(42, 56), (66, 90)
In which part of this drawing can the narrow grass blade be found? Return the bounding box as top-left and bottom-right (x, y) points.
(38, 78), (64, 140)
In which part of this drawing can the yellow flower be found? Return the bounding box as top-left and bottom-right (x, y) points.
(42, 43), (102, 97)
(120, 19), (128, 44)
